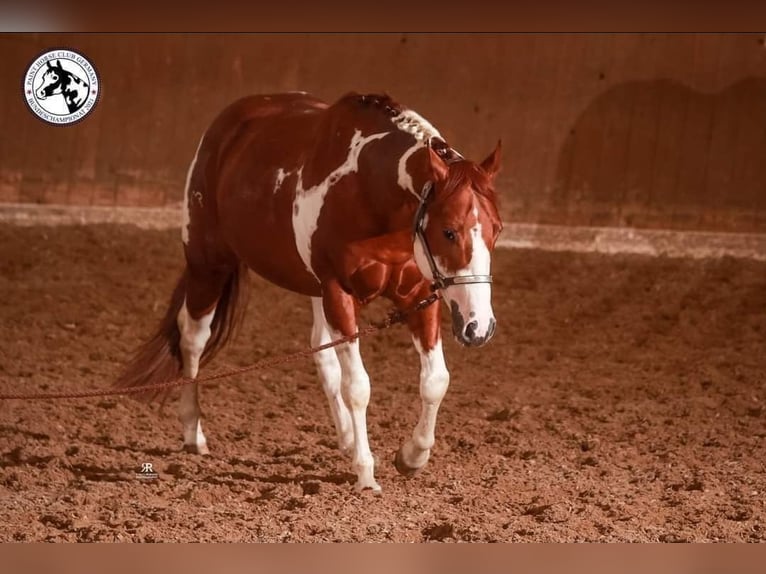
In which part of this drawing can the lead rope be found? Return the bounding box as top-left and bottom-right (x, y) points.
(0, 293), (441, 401)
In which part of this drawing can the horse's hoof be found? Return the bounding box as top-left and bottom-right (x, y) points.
(183, 443), (210, 455)
(393, 448), (421, 477)
(354, 481), (382, 495)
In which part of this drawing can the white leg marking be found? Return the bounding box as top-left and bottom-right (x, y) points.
(177, 301), (215, 454)
(181, 136), (205, 245)
(310, 298), (354, 454)
(292, 129), (389, 278)
(399, 338), (450, 470)
(333, 334), (380, 493)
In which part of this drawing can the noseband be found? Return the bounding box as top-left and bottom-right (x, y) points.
(413, 181), (493, 292)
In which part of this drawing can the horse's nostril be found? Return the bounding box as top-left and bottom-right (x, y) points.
(464, 320), (478, 341)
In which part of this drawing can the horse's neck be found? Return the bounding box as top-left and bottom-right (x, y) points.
(364, 137), (433, 232)
(313, 105), (438, 230)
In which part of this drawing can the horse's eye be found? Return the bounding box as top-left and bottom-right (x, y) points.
(443, 229), (456, 242)
(50, 74), (57, 81)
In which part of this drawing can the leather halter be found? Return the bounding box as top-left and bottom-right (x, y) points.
(413, 181), (494, 292)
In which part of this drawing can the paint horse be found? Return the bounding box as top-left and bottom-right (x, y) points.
(36, 60), (89, 114)
(116, 92), (503, 492)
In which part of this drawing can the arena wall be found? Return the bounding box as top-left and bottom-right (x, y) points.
(1, 34), (765, 232)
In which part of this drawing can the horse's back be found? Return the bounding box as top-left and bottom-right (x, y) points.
(206, 93), (328, 138)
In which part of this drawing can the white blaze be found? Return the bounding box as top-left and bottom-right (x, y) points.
(414, 205), (495, 340)
(292, 129), (389, 278)
(450, 218), (494, 337)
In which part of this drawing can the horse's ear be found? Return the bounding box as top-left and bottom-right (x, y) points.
(480, 140), (502, 180)
(427, 146), (449, 183)
(46, 61), (54, 70)
(56, 60), (63, 69)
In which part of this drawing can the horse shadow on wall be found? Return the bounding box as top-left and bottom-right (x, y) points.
(549, 77), (766, 231)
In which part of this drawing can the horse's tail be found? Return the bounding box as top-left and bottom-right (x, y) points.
(114, 264), (248, 402)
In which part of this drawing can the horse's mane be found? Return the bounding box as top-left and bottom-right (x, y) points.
(342, 92), (463, 162)
(344, 93), (438, 141)
(344, 92), (403, 117)
(340, 92), (495, 204)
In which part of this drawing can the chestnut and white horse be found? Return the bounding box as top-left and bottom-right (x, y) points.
(117, 92), (503, 492)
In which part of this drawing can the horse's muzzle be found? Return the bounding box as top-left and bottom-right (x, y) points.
(450, 301), (496, 347)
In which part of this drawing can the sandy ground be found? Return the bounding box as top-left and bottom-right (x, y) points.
(0, 224), (764, 542)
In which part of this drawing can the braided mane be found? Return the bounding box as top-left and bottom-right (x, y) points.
(349, 92), (463, 163)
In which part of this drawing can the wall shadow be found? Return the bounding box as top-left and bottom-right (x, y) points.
(549, 77), (766, 232)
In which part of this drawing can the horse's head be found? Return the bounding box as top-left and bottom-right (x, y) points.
(37, 60), (66, 100)
(413, 142), (503, 347)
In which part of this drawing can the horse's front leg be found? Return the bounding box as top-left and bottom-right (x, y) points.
(394, 289), (450, 476)
(321, 279), (380, 493)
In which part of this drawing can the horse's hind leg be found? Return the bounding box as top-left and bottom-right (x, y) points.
(177, 306), (213, 454)
(177, 268), (234, 454)
(311, 297), (354, 455)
